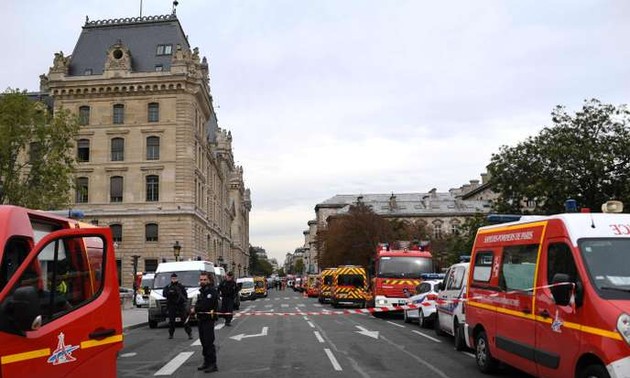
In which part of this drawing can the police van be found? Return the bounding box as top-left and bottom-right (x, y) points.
(148, 261), (216, 328)
(435, 260), (470, 350)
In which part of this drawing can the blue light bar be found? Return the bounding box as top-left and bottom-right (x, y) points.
(486, 214), (522, 224)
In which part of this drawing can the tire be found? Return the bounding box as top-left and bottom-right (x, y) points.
(578, 364), (610, 378)
(404, 310), (411, 323)
(434, 314), (446, 336)
(148, 320), (158, 329)
(454, 321), (466, 351)
(475, 330), (498, 373)
(418, 310), (427, 328)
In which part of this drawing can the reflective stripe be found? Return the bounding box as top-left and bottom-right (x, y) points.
(1, 348), (50, 365)
(81, 334), (124, 349)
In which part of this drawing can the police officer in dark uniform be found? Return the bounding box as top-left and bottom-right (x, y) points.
(163, 273), (192, 339)
(218, 271), (238, 326)
(191, 271), (219, 373)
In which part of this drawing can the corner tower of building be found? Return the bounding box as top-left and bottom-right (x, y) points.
(42, 14), (250, 286)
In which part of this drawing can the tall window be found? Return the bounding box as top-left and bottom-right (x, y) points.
(76, 177), (89, 203)
(147, 136), (160, 160)
(145, 259), (158, 273)
(111, 138), (124, 161)
(145, 223), (158, 242)
(110, 224), (122, 243)
(110, 176), (123, 202)
(79, 106), (90, 125)
(113, 104), (124, 124)
(433, 223), (443, 239)
(148, 103), (159, 122)
(77, 139), (90, 162)
(146, 175), (159, 201)
(156, 44), (172, 56)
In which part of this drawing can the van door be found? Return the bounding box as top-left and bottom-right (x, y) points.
(534, 240), (581, 377)
(0, 228), (122, 377)
(437, 265), (466, 335)
(491, 243), (539, 376)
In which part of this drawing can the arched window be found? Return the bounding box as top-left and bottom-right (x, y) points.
(146, 136), (160, 160)
(110, 176), (123, 202)
(146, 175), (159, 201)
(111, 137), (124, 161)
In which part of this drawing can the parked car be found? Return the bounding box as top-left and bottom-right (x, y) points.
(435, 261), (470, 350)
(403, 279), (441, 328)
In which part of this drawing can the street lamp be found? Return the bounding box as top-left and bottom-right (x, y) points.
(131, 255), (141, 306)
(173, 241), (181, 262)
(231, 261), (235, 274)
(238, 263), (242, 277)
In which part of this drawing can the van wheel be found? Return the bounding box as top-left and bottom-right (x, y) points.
(418, 310), (426, 328)
(434, 314), (446, 336)
(148, 320), (158, 329)
(454, 321), (466, 351)
(404, 311), (411, 323)
(578, 364), (610, 378)
(475, 330), (498, 373)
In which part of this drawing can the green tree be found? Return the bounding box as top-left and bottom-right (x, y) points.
(0, 89), (79, 208)
(277, 267), (285, 277)
(488, 99), (630, 214)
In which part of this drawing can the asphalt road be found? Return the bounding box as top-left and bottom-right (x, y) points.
(118, 289), (532, 377)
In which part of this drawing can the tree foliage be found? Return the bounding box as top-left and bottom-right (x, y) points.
(248, 246), (273, 276)
(488, 99), (630, 214)
(0, 89), (79, 209)
(293, 259), (304, 275)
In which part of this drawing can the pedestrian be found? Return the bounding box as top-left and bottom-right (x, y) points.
(191, 271), (219, 373)
(163, 273), (192, 340)
(218, 271), (238, 326)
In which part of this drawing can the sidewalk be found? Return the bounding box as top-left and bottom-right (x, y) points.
(122, 307), (148, 331)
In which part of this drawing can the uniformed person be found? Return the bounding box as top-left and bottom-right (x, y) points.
(218, 271), (238, 326)
(163, 273), (192, 339)
(191, 271), (219, 373)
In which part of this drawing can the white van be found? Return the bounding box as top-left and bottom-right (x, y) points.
(148, 260), (216, 328)
(214, 266), (226, 285)
(434, 261), (469, 350)
(237, 277), (256, 301)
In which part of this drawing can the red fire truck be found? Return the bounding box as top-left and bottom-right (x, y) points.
(370, 241), (434, 308)
(0, 205), (122, 377)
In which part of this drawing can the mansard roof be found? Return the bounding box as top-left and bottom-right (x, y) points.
(68, 14), (190, 76)
(316, 192), (492, 217)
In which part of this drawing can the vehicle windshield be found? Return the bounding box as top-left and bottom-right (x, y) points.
(141, 277), (154, 289)
(323, 276), (333, 285)
(255, 280), (265, 288)
(377, 256), (434, 278)
(240, 281), (254, 289)
(337, 274), (364, 288)
(153, 271), (203, 289)
(580, 238), (630, 298)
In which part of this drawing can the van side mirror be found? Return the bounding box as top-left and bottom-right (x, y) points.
(437, 281), (445, 291)
(550, 273), (572, 306)
(2, 286), (42, 333)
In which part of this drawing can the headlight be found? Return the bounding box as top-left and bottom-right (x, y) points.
(618, 313), (630, 345)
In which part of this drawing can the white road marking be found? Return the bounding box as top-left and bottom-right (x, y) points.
(283, 297), (290, 299)
(314, 304), (322, 307)
(314, 331), (325, 343)
(120, 352), (137, 358)
(281, 304), (289, 308)
(386, 321), (405, 328)
(215, 323), (225, 330)
(297, 304), (305, 307)
(324, 348), (343, 371)
(154, 351), (194, 376)
(462, 352), (476, 359)
(412, 330), (442, 343)
(307, 321), (315, 328)
(265, 304), (273, 308)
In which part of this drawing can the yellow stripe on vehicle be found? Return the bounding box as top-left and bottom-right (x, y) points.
(81, 334), (124, 349)
(470, 301), (622, 341)
(1, 348), (50, 365)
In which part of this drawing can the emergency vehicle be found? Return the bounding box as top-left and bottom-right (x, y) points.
(331, 265), (369, 308)
(306, 274), (320, 298)
(318, 268), (337, 303)
(254, 276), (268, 298)
(465, 201), (630, 378)
(435, 261), (469, 350)
(371, 241), (434, 308)
(0, 205), (122, 377)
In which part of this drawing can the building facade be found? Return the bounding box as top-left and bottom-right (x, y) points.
(41, 14), (250, 287)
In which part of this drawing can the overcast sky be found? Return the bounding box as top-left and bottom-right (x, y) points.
(2, 1), (630, 264)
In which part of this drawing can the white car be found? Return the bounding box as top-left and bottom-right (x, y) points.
(403, 279), (441, 328)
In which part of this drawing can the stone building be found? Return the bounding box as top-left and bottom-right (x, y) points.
(40, 13), (251, 286)
(306, 174), (496, 271)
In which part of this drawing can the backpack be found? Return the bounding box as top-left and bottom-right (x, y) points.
(165, 284), (181, 303)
